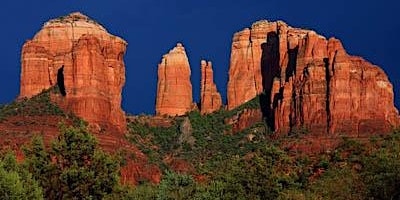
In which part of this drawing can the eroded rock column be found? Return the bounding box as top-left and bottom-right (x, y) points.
(200, 60), (222, 114)
(156, 43), (193, 116)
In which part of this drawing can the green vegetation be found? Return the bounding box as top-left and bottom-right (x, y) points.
(127, 96), (272, 174)
(1, 93), (400, 199)
(0, 124), (120, 199)
(0, 88), (64, 121)
(0, 87), (85, 126)
(22, 125), (120, 199)
(122, 130), (400, 200)
(124, 96), (400, 199)
(0, 153), (43, 200)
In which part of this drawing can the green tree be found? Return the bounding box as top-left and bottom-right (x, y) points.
(0, 152), (43, 200)
(22, 136), (59, 199)
(307, 167), (366, 200)
(23, 125), (120, 199)
(104, 184), (158, 200)
(210, 146), (300, 200)
(362, 133), (400, 199)
(156, 171), (196, 200)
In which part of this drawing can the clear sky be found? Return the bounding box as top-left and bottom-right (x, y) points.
(0, 0), (399, 114)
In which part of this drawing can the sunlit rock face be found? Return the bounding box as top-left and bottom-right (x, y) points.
(200, 60), (222, 114)
(156, 43), (194, 116)
(227, 20), (400, 135)
(20, 12), (127, 133)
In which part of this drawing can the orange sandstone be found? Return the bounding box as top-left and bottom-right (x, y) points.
(156, 43), (193, 116)
(200, 60), (222, 114)
(227, 20), (400, 135)
(19, 12), (127, 133)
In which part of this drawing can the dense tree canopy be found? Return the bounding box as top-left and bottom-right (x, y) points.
(22, 125), (120, 200)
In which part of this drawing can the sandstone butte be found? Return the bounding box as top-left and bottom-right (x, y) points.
(227, 20), (400, 136)
(13, 12), (161, 185)
(19, 12), (127, 133)
(200, 60), (222, 114)
(156, 43), (194, 116)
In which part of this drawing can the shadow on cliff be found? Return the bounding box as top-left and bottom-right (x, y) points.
(57, 66), (66, 96)
(260, 32), (298, 131)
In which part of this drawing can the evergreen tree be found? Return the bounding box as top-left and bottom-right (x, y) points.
(0, 152), (43, 200)
(23, 125), (120, 199)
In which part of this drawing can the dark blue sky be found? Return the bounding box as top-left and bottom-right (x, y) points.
(0, 0), (399, 114)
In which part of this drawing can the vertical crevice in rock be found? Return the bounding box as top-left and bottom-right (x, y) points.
(298, 77), (305, 126)
(57, 66), (66, 96)
(290, 83), (296, 132)
(324, 58), (331, 133)
(261, 31), (280, 130)
(286, 47), (298, 82)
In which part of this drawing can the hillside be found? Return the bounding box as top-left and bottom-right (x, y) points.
(125, 97), (400, 199)
(1, 90), (400, 199)
(0, 88), (161, 185)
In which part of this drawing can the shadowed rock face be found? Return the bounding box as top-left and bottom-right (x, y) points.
(19, 12), (127, 133)
(227, 20), (400, 135)
(200, 60), (222, 114)
(156, 43), (194, 116)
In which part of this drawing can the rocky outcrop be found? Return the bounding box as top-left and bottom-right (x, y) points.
(156, 43), (194, 116)
(200, 60), (222, 114)
(225, 109), (264, 134)
(178, 117), (196, 146)
(227, 21), (275, 110)
(19, 12), (127, 133)
(227, 20), (400, 135)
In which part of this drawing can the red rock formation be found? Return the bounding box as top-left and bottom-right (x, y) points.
(225, 109), (264, 134)
(227, 20), (400, 135)
(227, 21), (278, 110)
(156, 43), (193, 116)
(19, 12), (127, 133)
(200, 60), (222, 114)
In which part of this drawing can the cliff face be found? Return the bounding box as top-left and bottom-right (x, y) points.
(227, 20), (400, 135)
(227, 21), (276, 110)
(156, 43), (194, 116)
(19, 12), (127, 133)
(200, 60), (222, 114)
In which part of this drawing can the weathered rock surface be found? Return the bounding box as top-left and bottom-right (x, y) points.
(156, 43), (193, 116)
(225, 109), (264, 134)
(200, 60), (222, 114)
(227, 20), (400, 135)
(227, 21), (276, 110)
(179, 117), (196, 146)
(19, 12), (127, 133)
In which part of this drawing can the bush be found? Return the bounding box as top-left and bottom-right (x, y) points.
(0, 153), (43, 200)
(361, 133), (400, 199)
(307, 167), (367, 200)
(23, 125), (120, 199)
